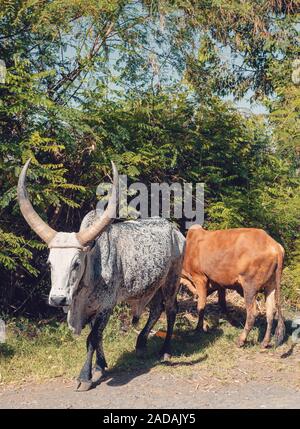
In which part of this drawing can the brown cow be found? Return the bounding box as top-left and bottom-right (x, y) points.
(182, 225), (285, 348)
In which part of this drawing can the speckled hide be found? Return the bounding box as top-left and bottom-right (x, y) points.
(67, 215), (185, 335)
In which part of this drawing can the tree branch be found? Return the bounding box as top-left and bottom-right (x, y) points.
(49, 21), (115, 101)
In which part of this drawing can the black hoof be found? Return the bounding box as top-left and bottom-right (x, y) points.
(136, 347), (147, 359)
(75, 380), (93, 392)
(132, 316), (140, 326)
(194, 322), (208, 333)
(229, 319), (240, 328)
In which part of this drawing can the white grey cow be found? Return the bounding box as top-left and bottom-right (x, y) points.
(18, 160), (185, 391)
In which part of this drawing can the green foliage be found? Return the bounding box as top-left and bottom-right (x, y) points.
(281, 239), (300, 308)
(270, 84), (300, 169)
(183, 0), (299, 99)
(0, 229), (44, 274)
(0, 1), (299, 313)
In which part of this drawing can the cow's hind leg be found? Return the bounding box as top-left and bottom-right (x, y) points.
(237, 286), (257, 347)
(218, 287), (227, 313)
(261, 287), (276, 348)
(159, 259), (182, 360)
(76, 310), (111, 391)
(136, 290), (164, 358)
(159, 298), (178, 361)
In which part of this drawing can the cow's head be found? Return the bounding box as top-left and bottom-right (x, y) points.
(17, 160), (118, 309)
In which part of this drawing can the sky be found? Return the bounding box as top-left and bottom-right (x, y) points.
(60, 15), (271, 116)
(226, 94), (268, 115)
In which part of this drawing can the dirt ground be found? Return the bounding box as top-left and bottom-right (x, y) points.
(0, 356), (300, 409)
(1, 292), (300, 409)
(1, 334), (300, 409)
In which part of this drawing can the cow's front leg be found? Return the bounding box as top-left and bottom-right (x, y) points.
(193, 274), (209, 332)
(92, 310), (112, 384)
(76, 330), (96, 392)
(76, 310), (111, 392)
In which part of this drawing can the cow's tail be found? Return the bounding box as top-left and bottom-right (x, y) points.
(274, 246), (285, 347)
(180, 270), (197, 295)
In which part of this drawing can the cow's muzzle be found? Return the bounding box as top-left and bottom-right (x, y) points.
(49, 295), (68, 307)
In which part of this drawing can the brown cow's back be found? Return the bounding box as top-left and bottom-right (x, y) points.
(183, 227), (280, 290)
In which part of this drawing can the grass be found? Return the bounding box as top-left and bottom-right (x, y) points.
(0, 292), (296, 387)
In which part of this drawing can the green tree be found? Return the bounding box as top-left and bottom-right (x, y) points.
(0, 0), (299, 313)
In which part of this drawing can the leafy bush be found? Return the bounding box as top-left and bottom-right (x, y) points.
(0, 1), (299, 314)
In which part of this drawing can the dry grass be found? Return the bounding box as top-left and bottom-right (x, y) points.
(0, 290), (298, 387)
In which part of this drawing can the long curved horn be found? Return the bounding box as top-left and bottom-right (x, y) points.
(76, 161), (118, 245)
(17, 159), (57, 244)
